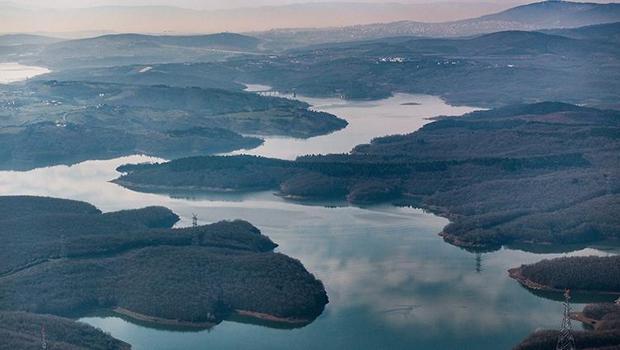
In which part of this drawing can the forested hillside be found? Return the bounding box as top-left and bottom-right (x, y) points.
(114, 102), (620, 249)
(0, 311), (130, 350)
(0, 80), (346, 170)
(0, 196), (328, 328)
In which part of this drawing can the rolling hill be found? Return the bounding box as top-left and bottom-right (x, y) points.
(256, 1), (620, 48)
(27, 32), (262, 68)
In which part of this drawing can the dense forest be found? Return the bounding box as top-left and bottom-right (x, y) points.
(0, 80), (346, 170)
(514, 303), (620, 349)
(0, 5), (618, 349)
(0, 196), (328, 329)
(512, 257), (620, 350)
(0, 311), (130, 350)
(50, 23), (620, 110)
(114, 102), (620, 249)
(511, 256), (620, 293)
(514, 329), (620, 350)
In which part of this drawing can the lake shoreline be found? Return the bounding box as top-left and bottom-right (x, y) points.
(113, 307), (217, 330)
(0, 62), (51, 84)
(234, 309), (313, 325)
(508, 267), (620, 296)
(111, 307), (314, 329)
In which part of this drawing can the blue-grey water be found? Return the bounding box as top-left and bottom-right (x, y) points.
(0, 62), (50, 84)
(0, 92), (616, 350)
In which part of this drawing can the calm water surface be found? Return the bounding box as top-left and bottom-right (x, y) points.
(0, 62), (50, 84)
(236, 84), (477, 159)
(1, 92), (616, 350)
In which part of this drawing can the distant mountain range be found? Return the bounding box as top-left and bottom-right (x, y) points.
(1, 32), (262, 69)
(2, 1), (620, 66)
(256, 1), (620, 47)
(0, 33), (63, 46)
(542, 21), (620, 41)
(0, 1), (530, 35)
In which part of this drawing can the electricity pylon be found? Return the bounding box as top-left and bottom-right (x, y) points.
(191, 213), (200, 246)
(556, 289), (576, 350)
(40, 325), (47, 350)
(192, 213), (198, 228)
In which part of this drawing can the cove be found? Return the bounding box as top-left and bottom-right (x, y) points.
(0, 92), (616, 350)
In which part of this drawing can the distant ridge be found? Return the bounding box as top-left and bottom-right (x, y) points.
(0, 33), (63, 46)
(476, 0), (620, 26)
(541, 21), (620, 42)
(0, 1), (527, 35)
(255, 1), (620, 48)
(51, 32), (261, 51)
(29, 32), (262, 69)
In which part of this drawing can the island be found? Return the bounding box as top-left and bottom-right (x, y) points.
(0, 196), (329, 330)
(511, 256), (620, 350)
(0, 80), (347, 170)
(113, 102), (620, 250)
(509, 256), (620, 296)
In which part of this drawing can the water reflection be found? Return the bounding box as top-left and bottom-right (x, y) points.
(0, 92), (616, 349)
(234, 88), (478, 159)
(1, 155), (615, 349)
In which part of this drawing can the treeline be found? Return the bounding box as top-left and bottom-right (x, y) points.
(518, 256), (620, 292)
(514, 330), (620, 350)
(514, 302), (620, 350)
(0, 246), (327, 324)
(0, 80), (347, 170)
(0, 196), (328, 326)
(0, 197), (282, 275)
(0, 311), (130, 350)
(115, 102), (620, 249)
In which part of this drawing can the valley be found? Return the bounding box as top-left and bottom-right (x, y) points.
(0, 1), (619, 349)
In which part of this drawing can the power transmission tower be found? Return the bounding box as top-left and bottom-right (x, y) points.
(191, 213), (200, 246)
(556, 289), (576, 350)
(475, 252), (482, 273)
(192, 213), (198, 228)
(40, 325), (47, 350)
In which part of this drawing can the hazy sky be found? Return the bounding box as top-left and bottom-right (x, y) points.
(2, 0), (619, 35)
(9, 0), (617, 10)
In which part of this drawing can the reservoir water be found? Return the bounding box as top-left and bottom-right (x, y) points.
(0, 62), (50, 84)
(0, 91), (616, 349)
(233, 84), (477, 159)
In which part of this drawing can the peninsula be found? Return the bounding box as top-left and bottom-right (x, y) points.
(0, 80), (347, 170)
(0, 196), (328, 329)
(113, 102), (620, 250)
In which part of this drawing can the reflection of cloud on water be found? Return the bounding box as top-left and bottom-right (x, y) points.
(230, 92), (479, 160)
(274, 216), (612, 335)
(0, 154), (614, 340)
(1, 91), (614, 347)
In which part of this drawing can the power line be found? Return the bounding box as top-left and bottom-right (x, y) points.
(192, 213), (198, 228)
(556, 289), (576, 350)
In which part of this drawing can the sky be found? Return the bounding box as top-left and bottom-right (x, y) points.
(1, 0), (619, 35)
(7, 0), (618, 10)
